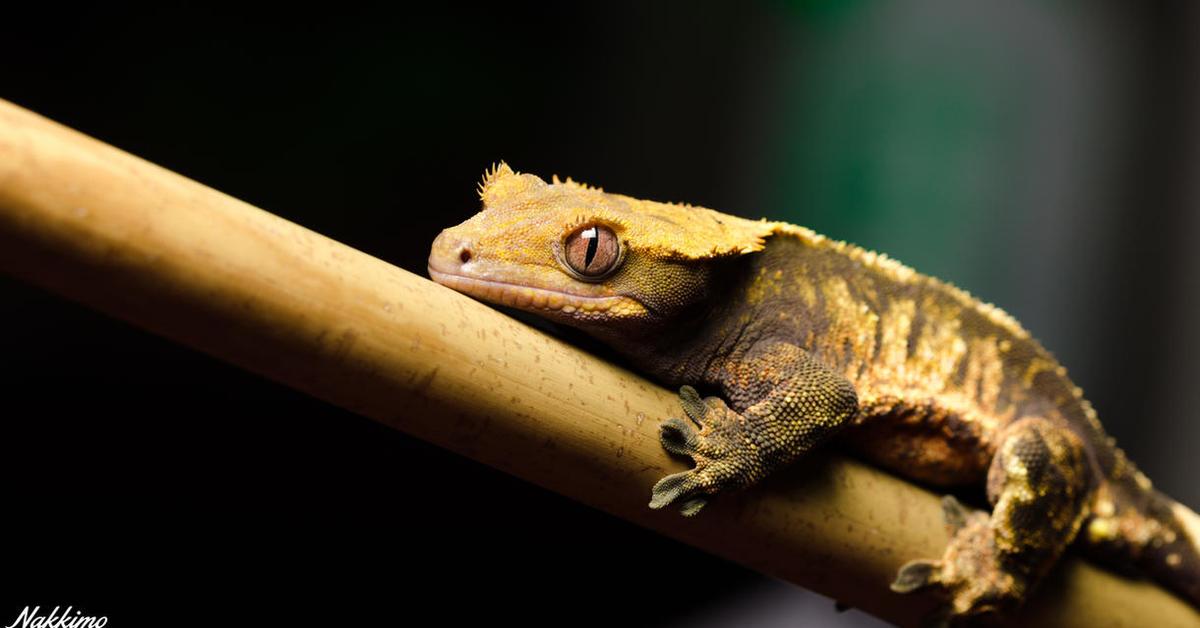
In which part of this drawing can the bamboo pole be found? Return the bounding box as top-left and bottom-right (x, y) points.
(0, 99), (1194, 628)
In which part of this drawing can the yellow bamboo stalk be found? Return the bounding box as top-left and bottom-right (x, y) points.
(0, 99), (1194, 627)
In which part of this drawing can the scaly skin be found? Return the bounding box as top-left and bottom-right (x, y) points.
(428, 163), (1200, 623)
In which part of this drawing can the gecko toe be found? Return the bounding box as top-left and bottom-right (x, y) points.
(678, 497), (708, 517)
(649, 470), (701, 511)
(678, 385), (708, 425)
(660, 417), (699, 457)
(941, 495), (970, 532)
(891, 559), (942, 593)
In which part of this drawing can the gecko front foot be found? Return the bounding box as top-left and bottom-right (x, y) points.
(892, 496), (1024, 625)
(650, 386), (758, 517)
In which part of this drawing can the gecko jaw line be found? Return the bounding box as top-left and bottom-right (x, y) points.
(428, 267), (645, 315)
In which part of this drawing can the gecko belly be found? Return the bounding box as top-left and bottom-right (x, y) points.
(839, 397), (999, 487)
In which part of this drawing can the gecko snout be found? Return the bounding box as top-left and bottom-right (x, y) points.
(428, 230), (476, 274)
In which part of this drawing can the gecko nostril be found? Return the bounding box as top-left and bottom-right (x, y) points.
(459, 248), (473, 264)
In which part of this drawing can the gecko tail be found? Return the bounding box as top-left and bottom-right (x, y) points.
(1148, 495), (1200, 608)
(1084, 484), (1200, 609)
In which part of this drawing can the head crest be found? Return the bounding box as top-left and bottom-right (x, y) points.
(475, 163), (780, 260)
(478, 161), (547, 206)
(551, 174), (604, 193)
(616, 200), (779, 259)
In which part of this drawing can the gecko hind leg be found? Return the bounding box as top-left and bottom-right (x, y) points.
(892, 417), (1092, 622)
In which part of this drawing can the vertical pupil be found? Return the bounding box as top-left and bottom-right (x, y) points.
(583, 229), (599, 268)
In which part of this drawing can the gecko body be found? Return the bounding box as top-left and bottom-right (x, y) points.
(428, 163), (1200, 623)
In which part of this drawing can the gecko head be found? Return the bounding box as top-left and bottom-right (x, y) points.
(428, 162), (778, 333)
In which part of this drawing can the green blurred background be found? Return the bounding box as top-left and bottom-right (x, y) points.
(2, 2), (1197, 626)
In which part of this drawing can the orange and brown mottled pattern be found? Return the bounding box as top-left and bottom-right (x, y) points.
(430, 165), (1200, 615)
(718, 231), (1130, 487)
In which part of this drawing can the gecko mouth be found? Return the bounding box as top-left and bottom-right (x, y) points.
(427, 267), (647, 317)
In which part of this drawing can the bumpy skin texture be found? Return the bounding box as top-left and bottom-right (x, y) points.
(651, 345), (859, 516)
(429, 164), (1200, 623)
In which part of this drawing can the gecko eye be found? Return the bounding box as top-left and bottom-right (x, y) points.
(563, 224), (621, 279)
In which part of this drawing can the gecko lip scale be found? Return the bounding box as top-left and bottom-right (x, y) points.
(427, 266), (646, 316)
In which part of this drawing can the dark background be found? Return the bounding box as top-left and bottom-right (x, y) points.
(2, 3), (1198, 626)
